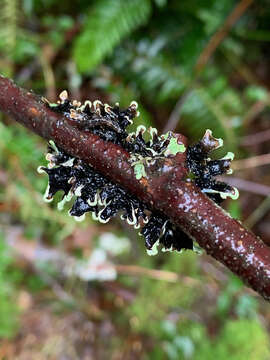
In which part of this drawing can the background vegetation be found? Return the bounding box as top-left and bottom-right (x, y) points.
(0, 0), (269, 358)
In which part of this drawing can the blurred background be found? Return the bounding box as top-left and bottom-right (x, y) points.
(0, 0), (270, 358)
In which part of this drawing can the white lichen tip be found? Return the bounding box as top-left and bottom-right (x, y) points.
(37, 166), (45, 174)
(74, 214), (86, 222)
(74, 185), (84, 197)
(93, 100), (102, 109)
(61, 158), (75, 167)
(217, 137), (224, 148)
(129, 100), (140, 116)
(92, 212), (99, 222)
(202, 129), (223, 151)
(104, 103), (112, 113)
(42, 183), (53, 203)
(162, 246), (174, 253)
(146, 240), (160, 256)
(136, 125), (146, 136)
(97, 211), (111, 224)
(130, 100), (138, 109)
(126, 206), (137, 226)
(72, 100), (81, 108)
(58, 193), (72, 211)
(59, 90), (68, 102)
(222, 152), (235, 161)
(203, 187), (239, 200)
(45, 153), (53, 162)
(220, 187), (239, 200)
(81, 100), (92, 111)
(70, 109), (79, 119)
(88, 193), (98, 206)
(149, 127), (158, 137)
(48, 140), (59, 153)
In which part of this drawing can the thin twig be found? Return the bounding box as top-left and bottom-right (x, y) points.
(232, 153), (270, 170)
(115, 264), (198, 285)
(242, 99), (270, 126)
(195, 0), (254, 72)
(163, 91), (190, 133)
(245, 196), (270, 229)
(241, 128), (270, 146)
(218, 176), (270, 197)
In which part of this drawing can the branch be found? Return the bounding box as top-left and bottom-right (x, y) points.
(195, 0), (253, 72)
(0, 75), (270, 301)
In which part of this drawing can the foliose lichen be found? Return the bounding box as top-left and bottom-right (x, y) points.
(38, 140), (193, 254)
(38, 92), (237, 255)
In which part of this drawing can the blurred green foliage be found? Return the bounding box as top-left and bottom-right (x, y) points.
(0, 233), (20, 338)
(73, 0), (152, 72)
(0, 0), (270, 358)
(147, 319), (270, 360)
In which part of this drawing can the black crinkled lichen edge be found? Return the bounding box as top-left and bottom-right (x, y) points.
(38, 92), (238, 255)
(38, 141), (193, 254)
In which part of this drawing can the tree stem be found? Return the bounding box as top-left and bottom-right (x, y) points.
(0, 75), (269, 301)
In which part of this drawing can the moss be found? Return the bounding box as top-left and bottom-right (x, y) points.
(0, 235), (20, 338)
(127, 277), (197, 337)
(193, 320), (270, 360)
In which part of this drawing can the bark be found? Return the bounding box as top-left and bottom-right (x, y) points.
(0, 75), (269, 301)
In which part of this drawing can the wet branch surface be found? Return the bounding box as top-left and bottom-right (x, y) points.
(0, 75), (270, 301)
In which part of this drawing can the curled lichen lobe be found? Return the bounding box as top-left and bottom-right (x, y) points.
(186, 129), (238, 204)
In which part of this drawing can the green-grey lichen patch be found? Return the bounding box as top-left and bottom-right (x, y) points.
(132, 161), (147, 180)
(130, 154), (154, 180)
(164, 136), (186, 156)
(129, 130), (186, 180)
(146, 240), (160, 256)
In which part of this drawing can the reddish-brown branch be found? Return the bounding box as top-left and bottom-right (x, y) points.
(0, 75), (270, 301)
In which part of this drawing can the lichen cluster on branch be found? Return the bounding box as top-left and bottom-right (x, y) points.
(1, 75), (270, 300)
(39, 91), (237, 255)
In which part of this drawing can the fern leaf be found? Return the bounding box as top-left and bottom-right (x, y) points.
(73, 0), (152, 73)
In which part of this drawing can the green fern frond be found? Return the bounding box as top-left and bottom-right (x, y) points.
(73, 0), (152, 73)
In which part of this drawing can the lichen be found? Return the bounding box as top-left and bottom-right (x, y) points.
(39, 92), (237, 255)
(38, 142), (193, 254)
(164, 136), (186, 156)
(186, 129), (238, 204)
(132, 160), (147, 180)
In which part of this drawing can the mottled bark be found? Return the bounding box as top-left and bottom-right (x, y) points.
(0, 75), (269, 301)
